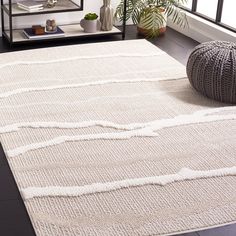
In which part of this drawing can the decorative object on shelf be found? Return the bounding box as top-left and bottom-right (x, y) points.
(45, 19), (57, 32)
(100, 0), (113, 31)
(46, 0), (57, 8)
(17, 1), (44, 12)
(80, 13), (101, 33)
(115, 0), (188, 37)
(32, 25), (45, 35)
(187, 41), (236, 104)
(23, 26), (65, 39)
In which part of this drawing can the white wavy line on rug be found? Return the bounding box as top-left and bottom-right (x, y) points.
(0, 87), (189, 109)
(7, 128), (157, 157)
(0, 52), (165, 70)
(194, 106), (236, 116)
(0, 77), (184, 99)
(21, 166), (236, 200)
(0, 120), (146, 134)
(6, 113), (236, 157)
(1, 105), (236, 134)
(0, 68), (174, 84)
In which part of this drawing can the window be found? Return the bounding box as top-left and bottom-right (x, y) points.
(196, 0), (218, 19)
(181, 0), (236, 32)
(182, 0), (192, 9)
(221, 0), (236, 29)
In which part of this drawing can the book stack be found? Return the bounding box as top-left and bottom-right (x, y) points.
(17, 1), (44, 12)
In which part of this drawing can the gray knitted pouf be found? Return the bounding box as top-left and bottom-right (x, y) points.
(187, 41), (236, 104)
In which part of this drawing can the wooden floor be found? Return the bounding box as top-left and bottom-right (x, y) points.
(0, 144), (36, 236)
(0, 25), (235, 236)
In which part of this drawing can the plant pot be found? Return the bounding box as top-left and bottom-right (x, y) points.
(137, 26), (166, 36)
(80, 19), (101, 33)
(137, 7), (167, 37)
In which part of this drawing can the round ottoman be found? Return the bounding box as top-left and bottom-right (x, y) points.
(187, 41), (236, 104)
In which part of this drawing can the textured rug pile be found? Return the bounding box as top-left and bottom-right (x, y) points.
(0, 39), (236, 236)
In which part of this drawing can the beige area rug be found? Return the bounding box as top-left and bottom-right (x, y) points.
(0, 39), (236, 236)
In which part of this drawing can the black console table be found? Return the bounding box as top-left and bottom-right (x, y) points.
(0, 0), (127, 46)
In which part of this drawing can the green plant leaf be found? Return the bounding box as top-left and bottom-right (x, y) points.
(115, 0), (189, 38)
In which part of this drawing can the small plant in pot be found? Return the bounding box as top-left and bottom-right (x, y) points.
(80, 13), (101, 33)
(115, 0), (188, 38)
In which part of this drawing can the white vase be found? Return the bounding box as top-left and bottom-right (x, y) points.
(80, 19), (101, 33)
(100, 0), (114, 31)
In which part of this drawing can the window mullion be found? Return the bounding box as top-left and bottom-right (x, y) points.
(192, 0), (197, 12)
(216, 0), (224, 22)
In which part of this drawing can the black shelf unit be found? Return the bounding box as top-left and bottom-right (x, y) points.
(1, 0), (127, 45)
(2, 0), (83, 16)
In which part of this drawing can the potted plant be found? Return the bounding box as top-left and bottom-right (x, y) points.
(80, 13), (101, 33)
(115, 0), (188, 37)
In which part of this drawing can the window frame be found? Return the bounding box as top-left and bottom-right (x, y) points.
(181, 0), (236, 33)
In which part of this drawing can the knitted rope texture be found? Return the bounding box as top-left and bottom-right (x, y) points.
(187, 41), (236, 104)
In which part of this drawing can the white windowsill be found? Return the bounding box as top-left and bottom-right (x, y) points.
(167, 11), (236, 43)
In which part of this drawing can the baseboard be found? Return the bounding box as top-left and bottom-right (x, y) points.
(168, 12), (236, 43)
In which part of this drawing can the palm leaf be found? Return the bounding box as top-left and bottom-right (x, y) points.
(115, 0), (189, 37)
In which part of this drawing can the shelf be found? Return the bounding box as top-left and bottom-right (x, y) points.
(2, 0), (82, 16)
(1, 0), (126, 45)
(4, 24), (122, 43)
